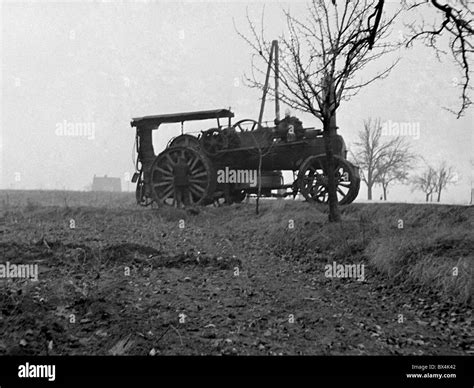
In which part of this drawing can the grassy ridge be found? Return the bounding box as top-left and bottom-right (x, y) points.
(1, 190), (472, 305)
(263, 202), (473, 305)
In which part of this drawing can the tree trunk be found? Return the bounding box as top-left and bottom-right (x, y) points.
(425, 193), (429, 202)
(367, 184), (373, 200)
(383, 184), (387, 200)
(323, 114), (341, 222)
(321, 74), (340, 223)
(255, 151), (263, 215)
(437, 189), (441, 202)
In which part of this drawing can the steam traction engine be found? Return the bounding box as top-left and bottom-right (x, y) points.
(130, 39), (359, 207)
(130, 108), (360, 206)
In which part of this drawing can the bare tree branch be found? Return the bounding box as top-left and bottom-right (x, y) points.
(404, 0), (473, 117)
(235, 1), (401, 121)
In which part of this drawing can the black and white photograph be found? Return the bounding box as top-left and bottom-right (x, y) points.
(0, 0), (472, 384)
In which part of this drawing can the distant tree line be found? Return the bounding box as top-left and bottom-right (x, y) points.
(351, 118), (457, 202)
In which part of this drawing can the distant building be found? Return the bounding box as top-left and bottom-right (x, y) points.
(91, 175), (121, 192)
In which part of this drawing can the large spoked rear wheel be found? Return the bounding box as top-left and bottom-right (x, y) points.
(149, 146), (216, 206)
(298, 155), (360, 205)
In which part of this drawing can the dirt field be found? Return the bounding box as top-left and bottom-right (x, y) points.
(0, 190), (472, 356)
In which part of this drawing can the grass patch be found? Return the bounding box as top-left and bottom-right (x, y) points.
(265, 202), (473, 305)
(366, 227), (473, 305)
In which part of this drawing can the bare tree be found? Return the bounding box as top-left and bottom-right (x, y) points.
(236, 1), (399, 221)
(404, 0), (473, 118)
(433, 160), (457, 202)
(378, 169), (407, 200)
(378, 168), (408, 201)
(376, 138), (417, 200)
(412, 164), (438, 202)
(351, 118), (415, 200)
(252, 40), (278, 216)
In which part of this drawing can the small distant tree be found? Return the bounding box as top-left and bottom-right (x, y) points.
(352, 118), (416, 200)
(411, 164), (437, 202)
(378, 167), (408, 201)
(433, 161), (457, 202)
(376, 138), (417, 200)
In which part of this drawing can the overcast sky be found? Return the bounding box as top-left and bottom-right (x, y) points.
(1, 1), (472, 203)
